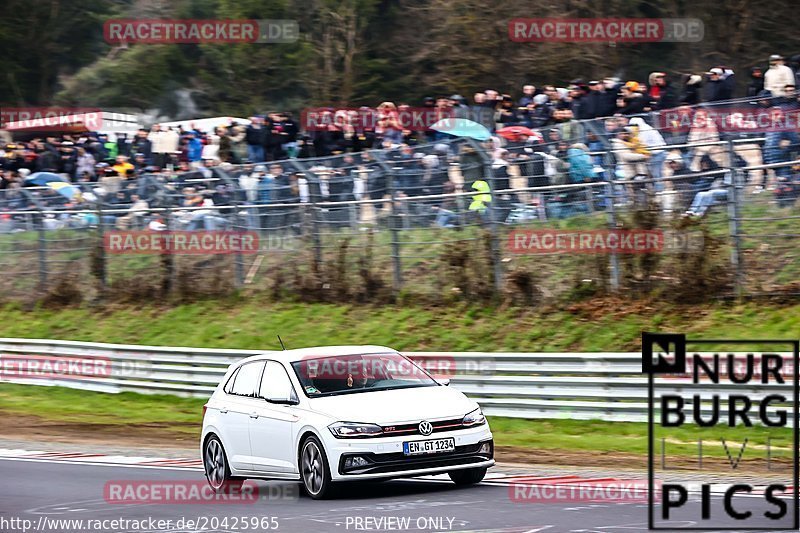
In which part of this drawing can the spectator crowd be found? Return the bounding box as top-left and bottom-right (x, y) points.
(2, 53), (800, 228)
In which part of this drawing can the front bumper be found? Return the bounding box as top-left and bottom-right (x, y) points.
(323, 423), (494, 481)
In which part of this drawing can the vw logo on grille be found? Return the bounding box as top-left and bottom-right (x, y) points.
(418, 420), (433, 436)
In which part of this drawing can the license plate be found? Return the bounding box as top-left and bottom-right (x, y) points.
(403, 437), (455, 456)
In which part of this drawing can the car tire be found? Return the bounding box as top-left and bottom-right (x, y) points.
(203, 435), (243, 493)
(300, 435), (333, 499)
(448, 466), (487, 485)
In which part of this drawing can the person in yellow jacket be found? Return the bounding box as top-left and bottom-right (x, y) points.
(469, 179), (492, 215)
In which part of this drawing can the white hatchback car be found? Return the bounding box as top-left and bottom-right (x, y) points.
(201, 345), (494, 499)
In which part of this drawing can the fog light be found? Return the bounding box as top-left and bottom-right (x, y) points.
(344, 456), (369, 469)
(478, 441), (493, 456)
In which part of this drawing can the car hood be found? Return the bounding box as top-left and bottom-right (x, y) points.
(308, 385), (476, 425)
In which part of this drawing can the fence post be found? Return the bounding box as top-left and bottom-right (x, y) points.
(387, 169), (403, 295)
(466, 138), (503, 296)
(162, 205), (176, 296)
(94, 200), (107, 294)
(603, 152), (620, 291)
(35, 204), (47, 291)
(726, 140), (744, 298)
(231, 201), (244, 288)
(289, 159), (322, 268)
(373, 154), (403, 295)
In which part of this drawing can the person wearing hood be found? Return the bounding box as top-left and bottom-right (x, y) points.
(609, 128), (649, 203)
(185, 131), (203, 167)
(567, 143), (594, 183)
(629, 117), (667, 186)
(765, 55), (795, 97)
(747, 66), (765, 97)
(469, 179), (492, 219)
(526, 93), (553, 128)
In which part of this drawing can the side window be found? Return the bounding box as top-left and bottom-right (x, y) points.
(223, 367), (240, 394)
(230, 361), (265, 397)
(259, 361), (298, 402)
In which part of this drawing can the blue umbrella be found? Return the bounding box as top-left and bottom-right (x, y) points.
(430, 118), (492, 141)
(25, 172), (66, 186)
(25, 172), (81, 200)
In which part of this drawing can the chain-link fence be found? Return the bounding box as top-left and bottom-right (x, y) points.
(3, 113), (800, 305)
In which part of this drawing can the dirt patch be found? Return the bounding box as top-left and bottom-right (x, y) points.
(496, 446), (791, 475)
(0, 413), (198, 448)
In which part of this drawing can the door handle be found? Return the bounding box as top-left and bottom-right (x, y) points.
(219, 408), (228, 414)
(249, 412), (259, 419)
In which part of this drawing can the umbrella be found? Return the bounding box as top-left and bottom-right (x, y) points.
(25, 172), (81, 200)
(25, 172), (66, 187)
(496, 126), (542, 142)
(430, 118), (491, 141)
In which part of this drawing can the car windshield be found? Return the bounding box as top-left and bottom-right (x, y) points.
(291, 352), (438, 397)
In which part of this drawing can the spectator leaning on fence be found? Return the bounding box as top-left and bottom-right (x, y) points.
(686, 108), (721, 171)
(628, 117), (667, 186)
(759, 106), (800, 192)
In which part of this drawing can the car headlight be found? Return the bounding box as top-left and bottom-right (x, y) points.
(462, 407), (486, 427)
(328, 421), (384, 438)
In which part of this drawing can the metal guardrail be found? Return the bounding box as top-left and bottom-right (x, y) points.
(0, 338), (792, 422)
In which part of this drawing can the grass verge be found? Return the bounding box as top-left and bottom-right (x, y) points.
(0, 384), (791, 461)
(2, 298), (800, 352)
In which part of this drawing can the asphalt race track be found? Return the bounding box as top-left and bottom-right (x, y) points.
(0, 457), (795, 533)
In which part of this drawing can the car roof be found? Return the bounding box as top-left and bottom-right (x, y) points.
(235, 345), (398, 366)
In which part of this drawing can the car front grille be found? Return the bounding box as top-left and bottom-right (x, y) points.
(380, 417), (465, 437)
